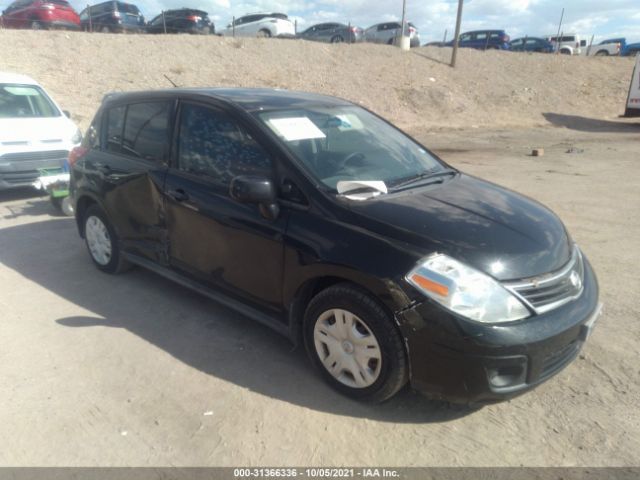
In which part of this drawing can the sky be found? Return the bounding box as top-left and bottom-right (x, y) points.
(2, 0), (639, 43)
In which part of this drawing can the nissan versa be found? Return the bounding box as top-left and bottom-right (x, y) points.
(69, 88), (601, 404)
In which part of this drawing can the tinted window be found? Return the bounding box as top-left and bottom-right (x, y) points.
(178, 104), (272, 186)
(460, 33), (472, 42)
(511, 39), (523, 47)
(105, 105), (125, 154)
(116, 2), (138, 14)
(122, 102), (170, 162)
(476, 33), (487, 40)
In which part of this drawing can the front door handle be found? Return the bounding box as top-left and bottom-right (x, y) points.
(167, 188), (189, 202)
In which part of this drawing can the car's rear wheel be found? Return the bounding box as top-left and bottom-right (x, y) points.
(257, 29), (271, 38)
(83, 205), (130, 274)
(303, 283), (408, 402)
(330, 35), (344, 43)
(595, 50), (608, 56)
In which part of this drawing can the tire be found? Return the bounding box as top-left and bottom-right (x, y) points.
(50, 196), (74, 216)
(560, 48), (571, 55)
(595, 50), (608, 56)
(101, 25), (110, 33)
(30, 20), (42, 30)
(257, 29), (271, 38)
(303, 283), (408, 403)
(387, 37), (394, 45)
(83, 204), (131, 274)
(330, 35), (344, 44)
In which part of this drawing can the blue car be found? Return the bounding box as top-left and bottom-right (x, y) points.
(509, 37), (554, 53)
(452, 30), (511, 50)
(622, 42), (640, 56)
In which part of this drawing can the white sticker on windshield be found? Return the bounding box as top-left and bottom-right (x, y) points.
(268, 117), (326, 142)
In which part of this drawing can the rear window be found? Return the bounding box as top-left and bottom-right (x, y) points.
(0, 84), (59, 118)
(49, 0), (70, 5)
(267, 13), (288, 20)
(116, 2), (139, 14)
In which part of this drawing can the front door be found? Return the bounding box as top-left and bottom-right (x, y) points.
(163, 101), (287, 312)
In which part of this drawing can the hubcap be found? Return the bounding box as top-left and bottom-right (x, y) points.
(85, 215), (112, 266)
(313, 309), (382, 389)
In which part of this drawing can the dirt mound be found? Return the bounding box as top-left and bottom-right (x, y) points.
(0, 30), (635, 131)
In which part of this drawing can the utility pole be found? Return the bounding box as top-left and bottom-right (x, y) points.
(554, 8), (564, 54)
(450, 0), (464, 67)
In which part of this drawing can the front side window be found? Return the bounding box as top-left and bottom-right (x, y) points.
(0, 84), (59, 118)
(122, 102), (171, 162)
(177, 103), (272, 186)
(257, 106), (447, 191)
(460, 33), (471, 42)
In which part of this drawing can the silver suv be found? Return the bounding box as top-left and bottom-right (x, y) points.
(364, 21), (420, 48)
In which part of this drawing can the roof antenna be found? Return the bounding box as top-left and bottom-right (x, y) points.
(163, 74), (179, 88)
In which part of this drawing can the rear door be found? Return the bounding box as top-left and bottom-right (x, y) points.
(163, 100), (286, 311)
(90, 98), (173, 263)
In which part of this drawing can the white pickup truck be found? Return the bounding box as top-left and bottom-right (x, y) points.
(587, 38), (624, 56)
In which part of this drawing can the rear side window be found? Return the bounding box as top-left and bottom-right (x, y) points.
(122, 102), (171, 162)
(177, 103), (271, 187)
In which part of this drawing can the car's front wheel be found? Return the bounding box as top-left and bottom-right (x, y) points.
(304, 283), (408, 402)
(83, 205), (130, 274)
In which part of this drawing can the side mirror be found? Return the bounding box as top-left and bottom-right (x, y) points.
(63, 110), (71, 118)
(229, 175), (279, 219)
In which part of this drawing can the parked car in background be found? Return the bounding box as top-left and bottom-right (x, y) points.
(70, 87), (601, 404)
(0, 72), (82, 189)
(587, 38), (624, 56)
(298, 22), (363, 43)
(79, 1), (144, 33)
(509, 37), (554, 53)
(219, 12), (295, 38)
(364, 21), (420, 48)
(146, 8), (214, 34)
(622, 42), (640, 56)
(1, 0), (79, 30)
(544, 34), (587, 55)
(453, 30), (510, 50)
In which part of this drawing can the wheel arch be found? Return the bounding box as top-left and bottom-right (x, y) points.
(74, 192), (103, 238)
(286, 273), (410, 346)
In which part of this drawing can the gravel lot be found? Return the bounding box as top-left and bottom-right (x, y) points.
(1, 124), (638, 466)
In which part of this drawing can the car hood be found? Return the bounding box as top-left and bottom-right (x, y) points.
(0, 117), (77, 146)
(345, 174), (572, 281)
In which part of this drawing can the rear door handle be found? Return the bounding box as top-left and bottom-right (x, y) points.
(167, 188), (189, 202)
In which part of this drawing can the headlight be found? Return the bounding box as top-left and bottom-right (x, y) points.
(71, 128), (83, 145)
(406, 254), (530, 323)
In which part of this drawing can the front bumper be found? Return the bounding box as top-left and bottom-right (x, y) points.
(0, 150), (70, 190)
(397, 256), (601, 404)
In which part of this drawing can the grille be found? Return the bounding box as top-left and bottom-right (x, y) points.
(0, 171), (40, 185)
(505, 248), (584, 314)
(0, 150), (69, 162)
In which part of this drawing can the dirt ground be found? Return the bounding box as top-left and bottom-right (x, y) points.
(0, 123), (638, 466)
(0, 30), (636, 132)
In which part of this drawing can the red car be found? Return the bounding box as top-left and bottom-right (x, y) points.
(1, 0), (80, 30)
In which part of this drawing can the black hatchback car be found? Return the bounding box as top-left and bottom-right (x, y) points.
(79, 0), (144, 33)
(70, 88), (601, 404)
(146, 8), (214, 34)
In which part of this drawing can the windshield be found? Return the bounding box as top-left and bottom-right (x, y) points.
(0, 84), (60, 118)
(257, 106), (447, 191)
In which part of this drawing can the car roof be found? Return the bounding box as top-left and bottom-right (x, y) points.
(103, 88), (353, 112)
(0, 72), (40, 86)
(463, 29), (506, 34)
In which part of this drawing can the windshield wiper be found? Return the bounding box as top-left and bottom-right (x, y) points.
(390, 169), (456, 190)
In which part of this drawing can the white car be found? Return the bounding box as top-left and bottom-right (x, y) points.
(219, 12), (295, 38)
(544, 34), (587, 55)
(0, 72), (82, 190)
